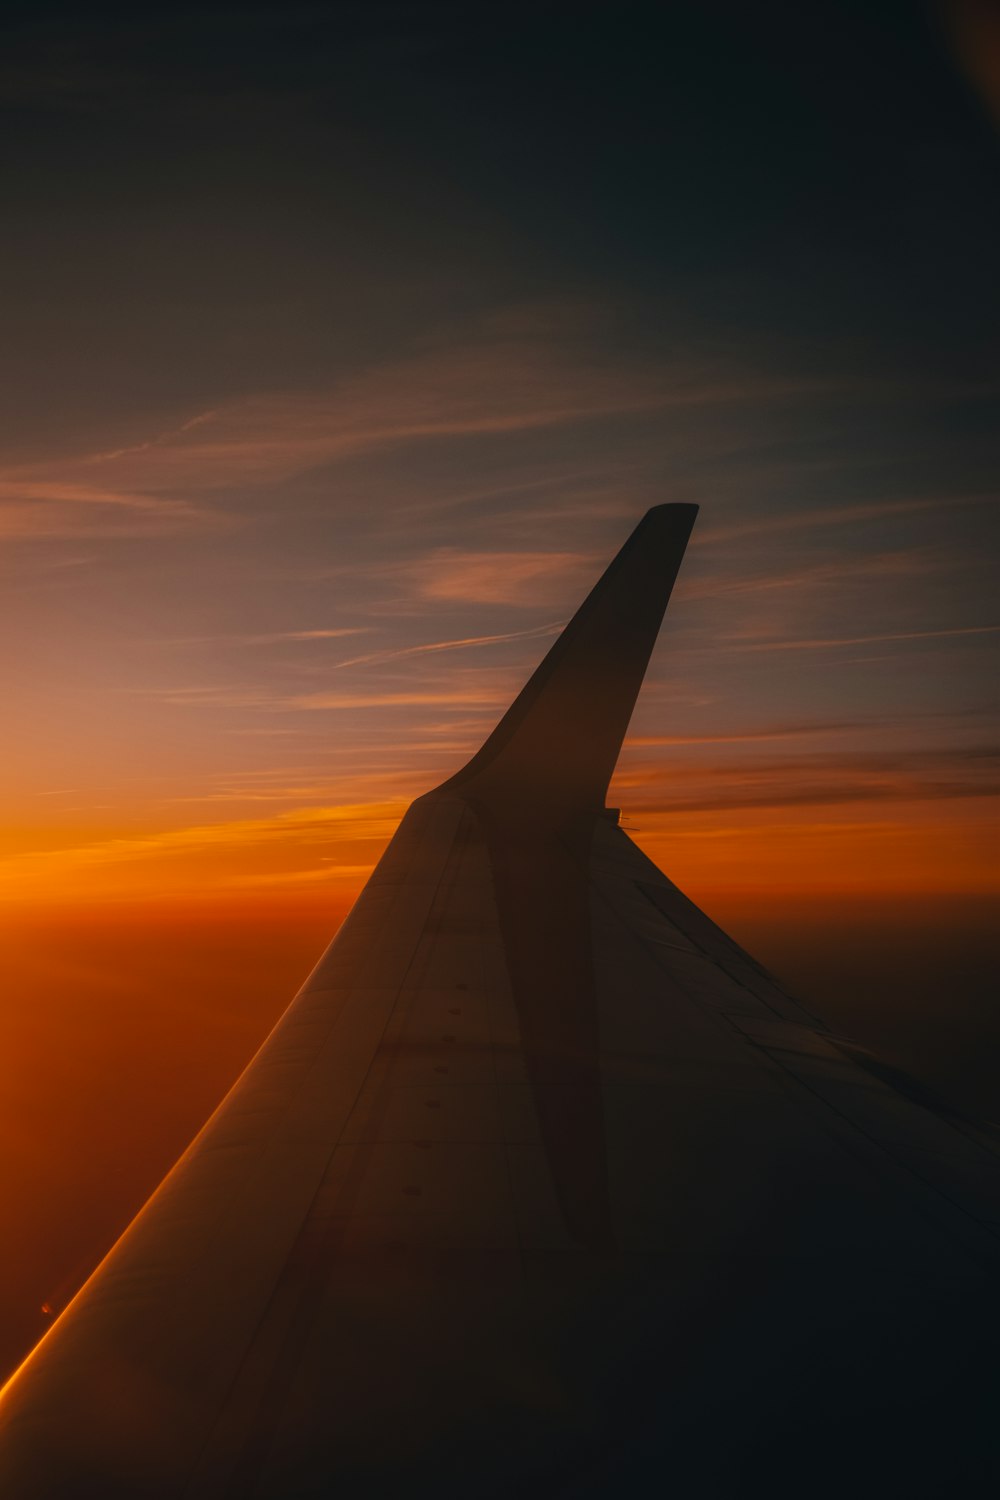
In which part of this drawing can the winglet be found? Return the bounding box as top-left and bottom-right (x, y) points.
(438, 503), (697, 821)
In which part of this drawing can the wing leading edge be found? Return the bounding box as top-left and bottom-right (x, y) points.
(0, 503), (998, 1499)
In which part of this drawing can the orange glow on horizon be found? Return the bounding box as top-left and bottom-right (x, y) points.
(1, 768), (994, 914)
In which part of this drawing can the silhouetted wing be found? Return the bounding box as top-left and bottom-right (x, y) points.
(1, 505), (998, 1499)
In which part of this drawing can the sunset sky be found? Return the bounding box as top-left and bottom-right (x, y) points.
(1, 0), (998, 1379)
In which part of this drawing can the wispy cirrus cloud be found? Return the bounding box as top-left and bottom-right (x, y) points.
(615, 744), (1000, 814)
(397, 549), (594, 606)
(328, 622), (563, 669)
(0, 479), (214, 540)
(132, 683), (506, 711)
(0, 324), (836, 545)
(64, 347), (813, 495)
(721, 623), (1000, 654)
(287, 687), (504, 711)
(625, 720), (871, 747)
(695, 492), (997, 544)
(151, 627), (369, 648)
(0, 799), (407, 901)
(681, 548), (936, 604)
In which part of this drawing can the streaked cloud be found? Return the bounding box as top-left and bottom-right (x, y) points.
(625, 720), (870, 747)
(399, 550), (593, 606)
(682, 549), (936, 605)
(0, 480), (214, 540)
(152, 627), (369, 648)
(288, 687), (504, 711)
(0, 799), (408, 901)
(329, 622), (563, 670)
(722, 623), (1000, 653)
(695, 492), (996, 544)
(614, 744), (1000, 812)
(0, 324), (839, 546)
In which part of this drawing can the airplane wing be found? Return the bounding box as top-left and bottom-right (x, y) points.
(1, 504), (998, 1498)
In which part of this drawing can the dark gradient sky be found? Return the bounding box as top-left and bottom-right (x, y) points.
(3, 1), (999, 450)
(1, 0), (998, 1381)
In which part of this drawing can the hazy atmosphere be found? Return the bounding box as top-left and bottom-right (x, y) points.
(2, 0), (998, 1382)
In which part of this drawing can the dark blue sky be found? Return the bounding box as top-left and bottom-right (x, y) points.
(2, 1), (998, 445)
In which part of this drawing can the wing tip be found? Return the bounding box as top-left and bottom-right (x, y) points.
(642, 500), (700, 527)
(435, 501), (698, 815)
